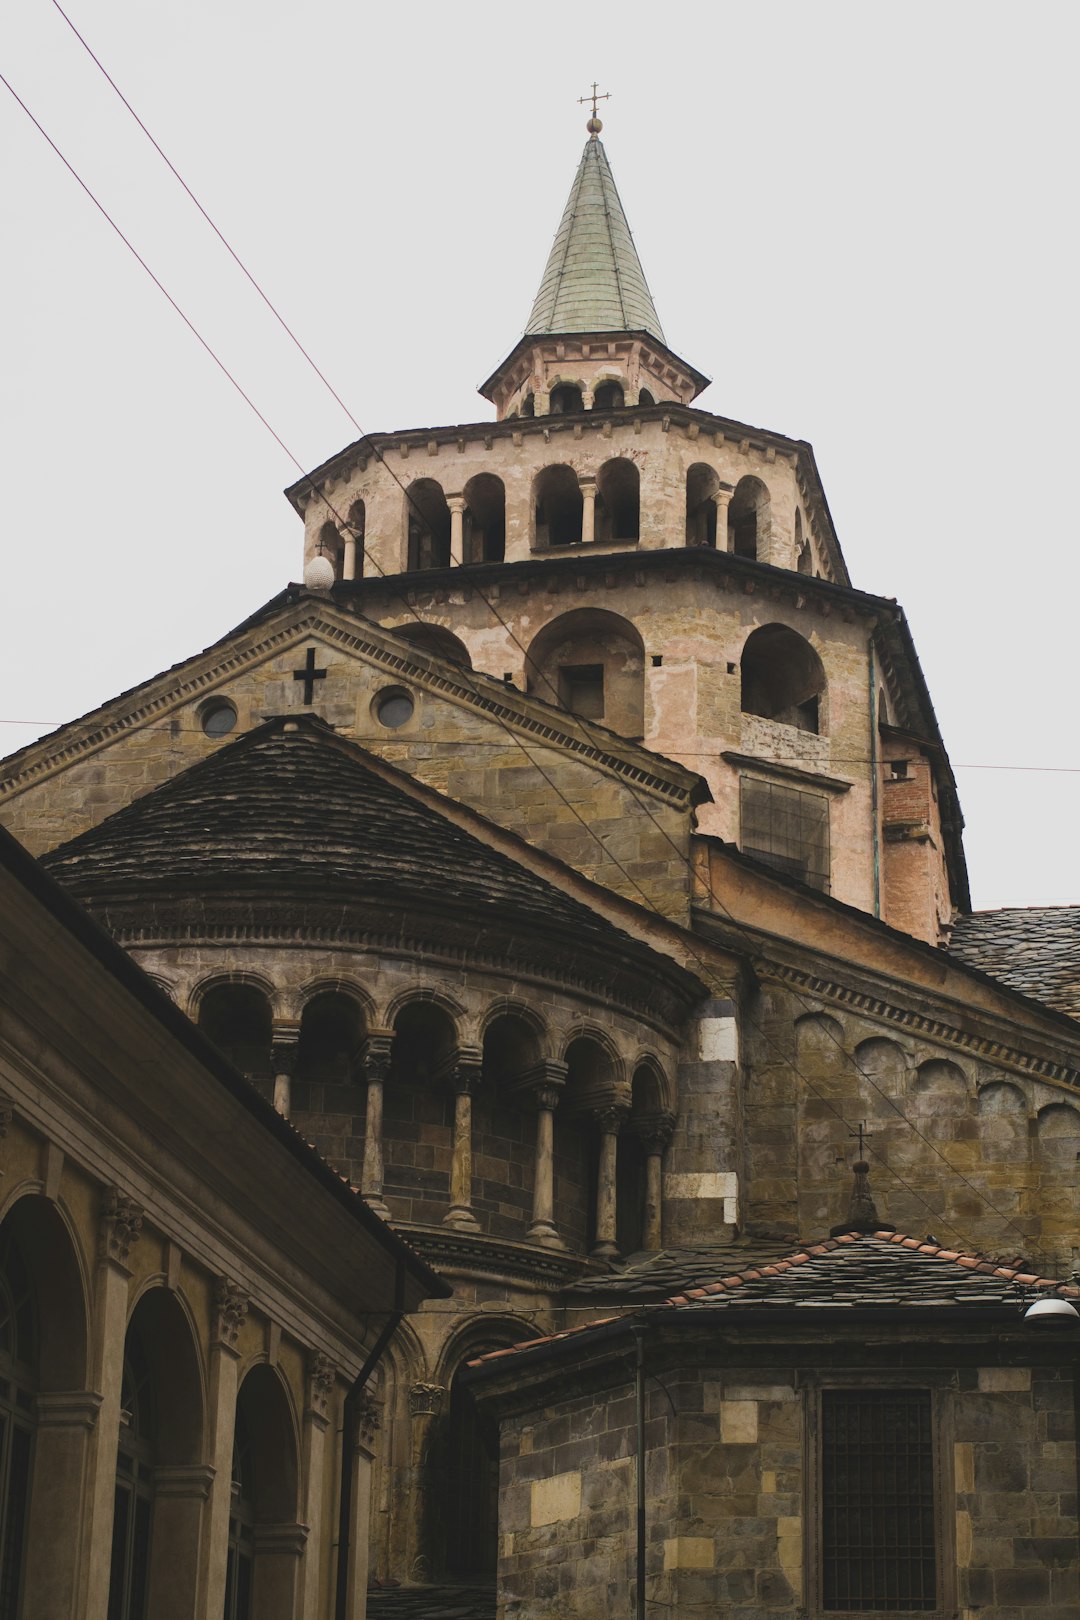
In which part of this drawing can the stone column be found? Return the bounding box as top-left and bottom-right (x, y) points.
(713, 487), (733, 551)
(581, 386), (595, 410)
(343, 1388), (381, 1611)
(448, 495), (465, 565)
(24, 1392), (102, 1620)
(271, 1023), (300, 1118)
(406, 1382), (445, 1583)
(591, 1106), (627, 1260)
(637, 1111), (676, 1252)
(580, 479), (596, 545)
(518, 1059), (568, 1249)
(80, 1188), (143, 1618)
(360, 1033), (394, 1218)
(199, 1280), (249, 1619)
(149, 1465), (215, 1619)
(444, 1054), (482, 1231)
(343, 524), (361, 581)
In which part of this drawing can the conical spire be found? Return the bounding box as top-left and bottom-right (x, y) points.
(525, 136), (665, 343)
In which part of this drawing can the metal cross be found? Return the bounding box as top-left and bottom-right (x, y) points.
(292, 647), (327, 705)
(578, 82), (611, 119)
(848, 1121), (871, 1159)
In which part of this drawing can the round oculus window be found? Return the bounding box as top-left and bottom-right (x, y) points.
(375, 689), (414, 729)
(201, 698), (237, 738)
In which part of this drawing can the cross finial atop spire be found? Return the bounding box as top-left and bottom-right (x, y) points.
(578, 81), (610, 137)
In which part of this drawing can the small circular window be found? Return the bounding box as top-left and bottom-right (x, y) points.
(200, 698), (237, 738)
(374, 688), (415, 729)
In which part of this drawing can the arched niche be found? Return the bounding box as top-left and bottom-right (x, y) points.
(593, 379), (625, 410)
(549, 382), (584, 415)
(685, 462), (720, 548)
(795, 509), (812, 575)
(389, 622), (473, 669)
(426, 1318), (541, 1581)
(383, 1001), (459, 1224)
(463, 473), (506, 563)
(198, 982), (273, 1082)
(741, 624), (827, 734)
(637, 388), (656, 407)
(1035, 1102), (1080, 1165)
(226, 1365), (301, 1620)
(912, 1059), (968, 1113)
(728, 475), (770, 559)
(525, 608), (645, 738)
(316, 520), (343, 579)
(0, 1195), (91, 1615)
(595, 458), (640, 542)
(108, 1287), (205, 1620)
(520, 392), (536, 418)
(533, 464), (583, 548)
(853, 1037), (907, 1120)
(618, 1060), (671, 1254)
(405, 480), (451, 571)
(482, 1012), (541, 1086)
(562, 1035), (622, 1255)
(977, 1081), (1029, 1155)
(476, 1013), (544, 1241)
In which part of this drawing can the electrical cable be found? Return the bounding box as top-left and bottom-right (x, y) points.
(0, 63), (1055, 1263)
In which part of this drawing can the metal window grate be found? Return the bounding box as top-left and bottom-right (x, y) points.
(822, 1389), (937, 1612)
(741, 777), (830, 893)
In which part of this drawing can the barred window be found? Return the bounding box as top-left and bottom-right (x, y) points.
(740, 777), (830, 893)
(821, 1389), (937, 1612)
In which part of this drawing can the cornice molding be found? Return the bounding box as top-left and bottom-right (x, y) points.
(761, 955), (1080, 1093)
(395, 1222), (592, 1288)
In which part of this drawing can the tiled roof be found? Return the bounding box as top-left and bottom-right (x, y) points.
(525, 138), (664, 342)
(470, 1233), (1079, 1369)
(37, 716), (634, 953)
(949, 906), (1080, 1021)
(662, 1232), (1080, 1311)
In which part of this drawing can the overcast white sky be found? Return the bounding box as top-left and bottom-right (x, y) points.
(1, 1), (1076, 910)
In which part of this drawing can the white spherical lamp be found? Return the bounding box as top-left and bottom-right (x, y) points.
(303, 555), (335, 592)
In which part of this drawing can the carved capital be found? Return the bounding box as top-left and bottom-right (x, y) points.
(592, 1104), (628, 1137)
(535, 1085), (562, 1113)
(436, 1046), (483, 1095)
(213, 1278), (250, 1351)
(512, 1059), (568, 1105)
(409, 1380), (445, 1419)
(355, 1386), (381, 1449)
(637, 1109), (677, 1154)
(271, 1037), (299, 1077)
(100, 1187), (144, 1267)
(362, 1034), (394, 1086)
(306, 1350), (336, 1420)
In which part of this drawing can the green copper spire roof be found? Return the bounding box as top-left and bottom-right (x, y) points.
(526, 136), (665, 343)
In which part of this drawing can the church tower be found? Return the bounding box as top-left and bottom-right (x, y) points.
(290, 113), (966, 940)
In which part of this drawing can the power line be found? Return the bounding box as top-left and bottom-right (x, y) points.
(1, 64), (1051, 1263)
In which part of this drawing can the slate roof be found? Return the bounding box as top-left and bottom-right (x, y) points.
(525, 138), (665, 342)
(563, 1243), (788, 1299)
(368, 1585), (495, 1620)
(470, 1232), (1080, 1371)
(38, 716), (636, 955)
(949, 906), (1080, 1021)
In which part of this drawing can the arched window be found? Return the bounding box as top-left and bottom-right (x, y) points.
(740, 624), (827, 734)
(198, 983), (272, 1083)
(477, 1014), (543, 1241)
(224, 1408), (255, 1620)
(520, 393), (535, 418)
(316, 521), (344, 580)
(295, 991), (366, 1105)
(549, 383), (584, 415)
(685, 462), (720, 547)
(405, 480), (451, 571)
(112, 1332), (155, 1620)
(595, 458), (640, 542)
(795, 510), (812, 574)
(526, 609), (646, 738)
(562, 1036), (620, 1256)
(463, 473), (506, 563)
(728, 476), (770, 560)
(107, 1289), (205, 1620)
(390, 622), (473, 668)
(637, 388), (655, 407)
(533, 465), (583, 548)
(0, 1224), (35, 1617)
(593, 380), (625, 410)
